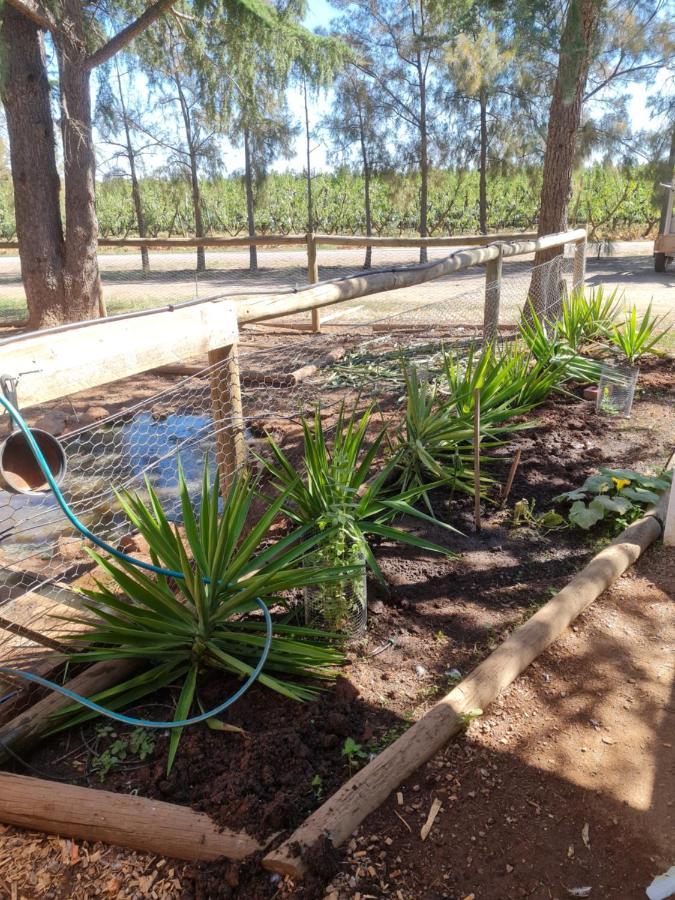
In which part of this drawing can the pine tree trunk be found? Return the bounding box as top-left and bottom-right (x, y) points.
(189, 152), (206, 273)
(0, 6), (66, 328)
(243, 128), (258, 273)
(174, 72), (205, 272)
(130, 159), (150, 273)
(530, 0), (603, 315)
(658, 123), (675, 234)
(358, 112), (372, 269)
(478, 88), (488, 235)
(303, 79), (314, 233)
(116, 61), (149, 272)
(418, 61), (429, 264)
(56, 0), (104, 321)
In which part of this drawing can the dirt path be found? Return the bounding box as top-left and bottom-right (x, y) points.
(327, 542), (674, 900)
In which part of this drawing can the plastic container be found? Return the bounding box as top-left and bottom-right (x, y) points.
(596, 362), (639, 418)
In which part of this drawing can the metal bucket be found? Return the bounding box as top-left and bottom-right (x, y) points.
(0, 427), (67, 495)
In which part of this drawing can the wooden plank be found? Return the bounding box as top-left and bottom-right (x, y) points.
(573, 239), (587, 291)
(208, 344), (247, 495)
(483, 242), (503, 341)
(98, 235), (308, 249)
(0, 772), (262, 862)
(0, 591), (91, 650)
(307, 232), (321, 333)
(0, 232), (536, 253)
(262, 493), (667, 878)
(0, 299), (238, 409)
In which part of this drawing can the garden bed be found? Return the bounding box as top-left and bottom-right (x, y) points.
(6, 351), (672, 872)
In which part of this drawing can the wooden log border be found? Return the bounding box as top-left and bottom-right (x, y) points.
(0, 772), (261, 862)
(261, 486), (670, 878)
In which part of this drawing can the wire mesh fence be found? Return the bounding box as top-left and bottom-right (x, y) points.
(0, 237), (575, 327)
(2, 237), (655, 693)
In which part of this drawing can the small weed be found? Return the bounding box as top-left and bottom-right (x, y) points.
(512, 498), (565, 532)
(341, 737), (368, 772)
(311, 773), (324, 800)
(458, 708), (483, 729)
(434, 630), (447, 643)
(369, 724), (408, 754)
(90, 725), (156, 782)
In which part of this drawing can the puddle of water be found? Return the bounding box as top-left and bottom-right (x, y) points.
(0, 413), (215, 563)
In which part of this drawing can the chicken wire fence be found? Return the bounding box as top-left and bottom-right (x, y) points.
(0, 238), (576, 327)
(0, 247), (572, 676)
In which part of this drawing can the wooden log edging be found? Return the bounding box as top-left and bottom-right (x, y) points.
(0, 659), (140, 762)
(262, 488), (670, 878)
(0, 772), (261, 861)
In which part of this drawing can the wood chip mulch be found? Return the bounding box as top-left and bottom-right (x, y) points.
(0, 826), (187, 899)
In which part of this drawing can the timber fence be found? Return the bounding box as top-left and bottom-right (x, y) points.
(0, 229), (584, 330)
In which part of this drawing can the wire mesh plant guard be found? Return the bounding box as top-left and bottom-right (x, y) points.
(596, 362), (639, 418)
(304, 535), (367, 638)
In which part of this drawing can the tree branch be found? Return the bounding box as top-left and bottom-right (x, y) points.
(86, 0), (178, 70)
(5, 0), (56, 32)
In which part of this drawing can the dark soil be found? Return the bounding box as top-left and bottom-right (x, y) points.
(5, 350), (673, 899)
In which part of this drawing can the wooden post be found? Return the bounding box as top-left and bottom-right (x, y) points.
(664, 482), (675, 546)
(573, 238), (586, 292)
(483, 242), (503, 342)
(307, 231), (321, 333)
(208, 343), (247, 496)
(473, 388), (481, 532)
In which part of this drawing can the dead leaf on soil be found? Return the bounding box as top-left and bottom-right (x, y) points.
(582, 822), (590, 850)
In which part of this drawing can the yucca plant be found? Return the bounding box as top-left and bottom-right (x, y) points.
(440, 342), (558, 420)
(52, 464), (354, 771)
(556, 286), (621, 350)
(608, 302), (671, 366)
(519, 302), (602, 385)
(257, 402), (457, 594)
(578, 286), (622, 343)
(391, 364), (504, 511)
(391, 346), (552, 512)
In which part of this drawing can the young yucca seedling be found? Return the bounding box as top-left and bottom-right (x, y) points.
(609, 302), (671, 366)
(257, 401), (458, 590)
(440, 342), (556, 421)
(52, 463), (354, 772)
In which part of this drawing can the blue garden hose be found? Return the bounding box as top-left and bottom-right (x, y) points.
(0, 393), (272, 728)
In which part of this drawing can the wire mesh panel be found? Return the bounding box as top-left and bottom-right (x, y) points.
(0, 241), (581, 673)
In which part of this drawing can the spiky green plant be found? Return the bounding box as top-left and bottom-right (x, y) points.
(556, 287), (621, 350)
(519, 302), (602, 384)
(608, 302), (671, 366)
(391, 345), (555, 511)
(257, 402), (457, 591)
(440, 342), (558, 419)
(52, 464), (353, 771)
